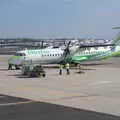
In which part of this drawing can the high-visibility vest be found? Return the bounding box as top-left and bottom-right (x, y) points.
(59, 65), (63, 70)
(66, 63), (69, 69)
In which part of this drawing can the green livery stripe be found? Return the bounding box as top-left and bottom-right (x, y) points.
(102, 50), (120, 59)
(71, 56), (88, 62)
(71, 52), (106, 62)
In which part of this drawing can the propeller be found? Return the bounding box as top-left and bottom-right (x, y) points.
(41, 40), (44, 49)
(63, 41), (71, 61)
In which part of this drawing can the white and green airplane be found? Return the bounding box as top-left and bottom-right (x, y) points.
(8, 37), (120, 69)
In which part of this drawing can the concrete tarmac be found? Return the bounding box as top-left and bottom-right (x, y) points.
(0, 94), (119, 120)
(0, 55), (120, 118)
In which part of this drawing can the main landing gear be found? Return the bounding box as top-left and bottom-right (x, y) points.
(8, 64), (20, 70)
(15, 65), (20, 70)
(8, 64), (12, 70)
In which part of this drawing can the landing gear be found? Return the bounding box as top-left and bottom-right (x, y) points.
(8, 64), (12, 70)
(15, 65), (20, 70)
(76, 64), (84, 74)
(22, 65), (46, 78)
(8, 64), (20, 70)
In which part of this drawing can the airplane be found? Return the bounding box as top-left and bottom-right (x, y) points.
(7, 37), (119, 70)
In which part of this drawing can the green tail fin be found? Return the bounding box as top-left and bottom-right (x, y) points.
(112, 35), (120, 45)
(112, 26), (120, 44)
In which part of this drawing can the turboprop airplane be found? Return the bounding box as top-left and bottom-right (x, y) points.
(8, 38), (118, 70)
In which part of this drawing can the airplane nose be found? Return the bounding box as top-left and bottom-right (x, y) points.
(8, 56), (14, 65)
(8, 56), (22, 65)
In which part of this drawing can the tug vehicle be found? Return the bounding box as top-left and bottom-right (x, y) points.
(21, 64), (46, 78)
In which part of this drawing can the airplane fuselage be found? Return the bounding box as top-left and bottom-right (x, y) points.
(8, 45), (120, 67)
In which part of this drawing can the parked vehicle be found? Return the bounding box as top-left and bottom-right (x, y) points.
(21, 64), (46, 78)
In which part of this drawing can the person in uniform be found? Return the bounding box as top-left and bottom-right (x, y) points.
(59, 64), (63, 75)
(66, 63), (70, 75)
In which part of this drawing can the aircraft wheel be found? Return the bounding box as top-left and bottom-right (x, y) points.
(42, 73), (46, 77)
(8, 64), (12, 70)
(36, 73), (40, 77)
(15, 65), (20, 70)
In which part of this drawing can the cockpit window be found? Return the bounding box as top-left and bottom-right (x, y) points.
(15, 53), (26, 56)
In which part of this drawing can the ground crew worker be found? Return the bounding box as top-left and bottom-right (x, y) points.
(66, 63), (70, 75)
(59, 64), (63, 75)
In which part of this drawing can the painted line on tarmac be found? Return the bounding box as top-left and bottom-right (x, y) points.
(0, 101), (34, 106)
(93, 81), (113, 85)
(0, 96), (5, 98)
(39, 94), (100, 102)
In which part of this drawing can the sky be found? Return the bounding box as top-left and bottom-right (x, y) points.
(1, 0), (120, 39)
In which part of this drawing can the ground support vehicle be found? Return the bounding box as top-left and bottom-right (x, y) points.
(21, 64), (46, 78)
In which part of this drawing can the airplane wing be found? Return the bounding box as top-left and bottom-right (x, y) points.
(79, 44), (115, 48)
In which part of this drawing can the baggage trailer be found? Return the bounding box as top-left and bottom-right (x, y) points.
(21, 64), (46, 78)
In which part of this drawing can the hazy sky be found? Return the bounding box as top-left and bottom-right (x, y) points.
(1, 0), (120, 39)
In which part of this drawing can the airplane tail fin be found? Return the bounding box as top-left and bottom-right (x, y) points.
(112, 35), (120, 45)
(112, 27), (120, 45)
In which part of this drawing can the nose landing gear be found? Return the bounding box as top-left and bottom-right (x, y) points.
(8, 64), (20, 70)
(8, 64), (12, 70)
(15, 65), (20, 70)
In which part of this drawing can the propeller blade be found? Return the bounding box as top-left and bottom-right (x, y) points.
(67, 41), (71, 47)
(63, 41), (71, 61)
(41, 40), (44, 48)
